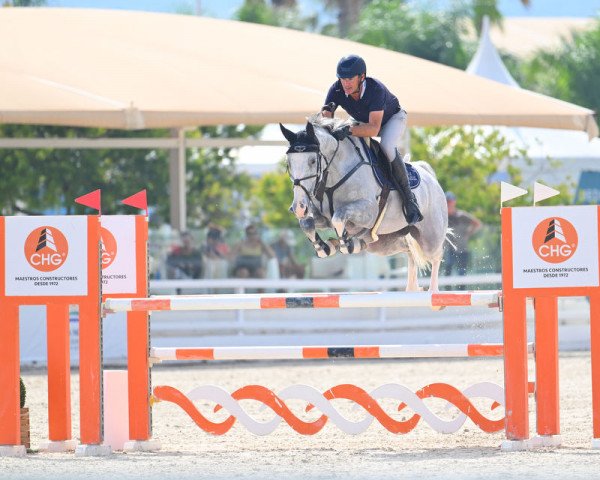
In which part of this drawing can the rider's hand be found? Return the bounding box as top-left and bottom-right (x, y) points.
(321, 102), (337, 114)
(331, 125), (352, 141)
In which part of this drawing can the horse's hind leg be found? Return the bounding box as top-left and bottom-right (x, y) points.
(406, 254), (421, 292)
(429, 256), (442, 293)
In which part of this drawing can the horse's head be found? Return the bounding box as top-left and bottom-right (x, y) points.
(280, 121), (323, 219)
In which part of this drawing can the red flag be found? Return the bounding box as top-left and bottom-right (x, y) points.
(122, 189), (148, 216)
(74, 189), (101, 214)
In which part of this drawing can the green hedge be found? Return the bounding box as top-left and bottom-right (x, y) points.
(20, 377), (26, 409)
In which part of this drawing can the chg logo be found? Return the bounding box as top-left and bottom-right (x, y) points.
(24, 226), (69, 272)
(100, 227), (118, 268)
(532, 217), (578, 264)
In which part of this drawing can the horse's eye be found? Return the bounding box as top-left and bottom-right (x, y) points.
(309, 157), (316, 166)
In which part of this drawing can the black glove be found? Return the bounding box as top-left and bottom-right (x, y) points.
(331, 125), (352, 141)
(321, 102), (337, 114)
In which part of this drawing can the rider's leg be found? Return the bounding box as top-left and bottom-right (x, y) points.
(379, 110), (423, 225)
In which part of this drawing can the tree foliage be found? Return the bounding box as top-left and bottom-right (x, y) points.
(514, 18), (600, 115)
(186, 126), (255, 229)
(0, 125), (254, 228)
(0, 126), (171, 216)
(411, 126), (528, 225)
(236, 0), (318, 31)
(350, 0), (472, 69)
(250, 162), (298, 228)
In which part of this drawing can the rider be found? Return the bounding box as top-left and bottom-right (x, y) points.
(321, 54), (423, 225)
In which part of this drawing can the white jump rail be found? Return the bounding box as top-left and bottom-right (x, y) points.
(103, 290), (501, 313)
(150, 342), (534, 363)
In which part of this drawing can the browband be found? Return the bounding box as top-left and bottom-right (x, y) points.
(286, 143), (320, 154)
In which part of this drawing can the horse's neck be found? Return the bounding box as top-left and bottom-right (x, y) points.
(325, 140), (369, 184)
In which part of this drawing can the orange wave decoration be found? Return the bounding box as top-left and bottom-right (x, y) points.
(153, 385), (235, 435)
(321, 384), (421, 433)
(414, 383), (504, 433)
(155, 382), (505, 435)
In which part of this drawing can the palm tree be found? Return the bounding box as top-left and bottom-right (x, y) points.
(2, 0), (46, 5)
(322, 0), (370, 38)
(472, 0), (531, 34)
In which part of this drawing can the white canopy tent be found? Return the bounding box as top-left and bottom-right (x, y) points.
(0, 8), (597, 228)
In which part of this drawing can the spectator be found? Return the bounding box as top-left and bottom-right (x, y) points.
(203, 224), (230, 260)
(166, 231), (203, 279)
(271, 230), (305, 279)
(231, 225), (275, 278)
(443, 192), (482, 289)
(202, 224), (230, 281)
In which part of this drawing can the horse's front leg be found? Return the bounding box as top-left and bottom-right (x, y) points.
(299, 216), (338, 258)
(331, 200), (377, 255)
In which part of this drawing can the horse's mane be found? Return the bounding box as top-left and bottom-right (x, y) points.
(307, 113), (355, 150)
(307, 113), (353, 130)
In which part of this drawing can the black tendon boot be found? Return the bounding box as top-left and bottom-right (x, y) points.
(390, 152), (423, 225)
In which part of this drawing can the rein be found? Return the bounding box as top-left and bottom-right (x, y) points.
(287, 130), (372, 218)
(319, 137), (371, 217)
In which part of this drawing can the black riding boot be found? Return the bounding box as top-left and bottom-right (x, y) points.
(390, 152), (423, 225)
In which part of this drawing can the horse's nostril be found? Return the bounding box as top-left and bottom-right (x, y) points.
(289, 206), (294, 213)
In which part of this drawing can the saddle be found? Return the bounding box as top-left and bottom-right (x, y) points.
(358, 138), (421, 190)
(358, 138), (421, 241)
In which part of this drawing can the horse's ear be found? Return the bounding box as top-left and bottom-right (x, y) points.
(279, 123), (297, 144)
(306, 122), (316, 140)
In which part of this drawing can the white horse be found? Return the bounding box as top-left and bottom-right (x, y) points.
(280, 115), (448, 292)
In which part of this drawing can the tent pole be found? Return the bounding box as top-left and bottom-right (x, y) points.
(169, 128), (187, 231)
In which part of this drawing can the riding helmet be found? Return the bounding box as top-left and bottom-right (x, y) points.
(336, 54), (366, 79)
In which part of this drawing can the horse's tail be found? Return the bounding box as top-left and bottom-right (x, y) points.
(405, 233), (429, 271)
(445, 227), (456, 250)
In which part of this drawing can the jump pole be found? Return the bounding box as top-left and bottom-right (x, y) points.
(104, 290), (500, 312)
(149, 342), (533, 362)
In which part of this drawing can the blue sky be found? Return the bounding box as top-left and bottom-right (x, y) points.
(45, 0), (600, 18)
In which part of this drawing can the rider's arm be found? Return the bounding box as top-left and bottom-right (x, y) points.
(348, 110), (383, 137)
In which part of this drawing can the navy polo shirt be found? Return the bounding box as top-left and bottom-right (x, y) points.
(324, 77), (401, 125)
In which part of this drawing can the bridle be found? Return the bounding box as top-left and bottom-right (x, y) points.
(286, 137), (340, 207)
(286, 127), (372, 217)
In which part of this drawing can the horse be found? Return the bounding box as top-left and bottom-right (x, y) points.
(279, 115), (448, 292)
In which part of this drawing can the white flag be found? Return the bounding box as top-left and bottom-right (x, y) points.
(501, 181), (528, 204)
(533, 181), (560, 204)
